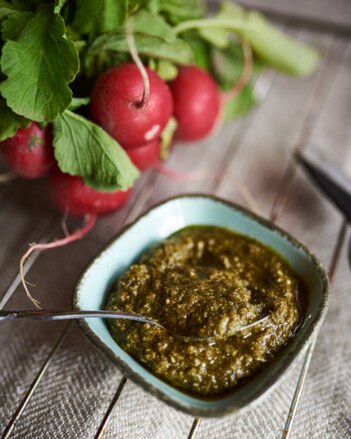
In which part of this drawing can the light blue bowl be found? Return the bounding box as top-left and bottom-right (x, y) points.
(73, 194), (329, 417)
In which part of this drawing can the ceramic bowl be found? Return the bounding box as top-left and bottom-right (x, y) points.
(73, 194), (329, 417)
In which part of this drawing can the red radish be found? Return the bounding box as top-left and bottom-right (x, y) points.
(127, 139), (160, 171)
(169, 66), (220, 141)
(0, 123), (54, 178)
(90, 64), (173, 149)
(50, 168), (132, 218)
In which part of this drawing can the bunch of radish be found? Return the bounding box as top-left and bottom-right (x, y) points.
(0, 0), (320, 307)
(0, 63), (221, 219)
(0, 0), (320, 221)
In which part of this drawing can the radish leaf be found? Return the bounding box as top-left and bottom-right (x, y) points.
(0, 1), (17, 20)
(68, 97), (90, 110)
(0, 6), (79, 122)
(158, 0), (205, 25)
(1, 10), (31, 40)
(89, 32), (194, 65)
(0, 95), (30, 142)
(182, 33), (211, 71)
(53, 110), (139, 190)
(133, 9), (176, 43)
(54, 0), (68, 14)
(72, 0), (127, 34)
(83, 179), (121, 192)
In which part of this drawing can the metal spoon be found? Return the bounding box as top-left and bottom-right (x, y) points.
(0, 309), (269, 343)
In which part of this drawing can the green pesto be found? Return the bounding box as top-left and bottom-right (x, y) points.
(106, 226), (302, 397)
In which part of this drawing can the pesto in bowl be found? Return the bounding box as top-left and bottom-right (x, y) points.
(106, 225), (303, 397)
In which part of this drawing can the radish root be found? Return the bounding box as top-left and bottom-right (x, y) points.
(155, 161), (261, 216)
(126, 17), (150, 107)
(222, 38), (253, 104)
(20, 214), (97, 309)
(61, 207), (70, 237)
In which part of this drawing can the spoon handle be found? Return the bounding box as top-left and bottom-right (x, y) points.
(0, 310), (269, 343)
(0, 309), (161, 325)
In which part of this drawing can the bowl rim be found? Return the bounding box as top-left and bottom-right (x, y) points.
(72, 193), (330, 417)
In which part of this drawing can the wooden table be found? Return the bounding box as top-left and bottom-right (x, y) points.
(1, 1), (350, 438)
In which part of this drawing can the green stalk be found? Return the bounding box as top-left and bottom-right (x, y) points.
(173, 15), (320, 77)
(174, 18), (254, 35)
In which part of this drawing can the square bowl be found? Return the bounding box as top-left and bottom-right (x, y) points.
(73, 194), (329, 417)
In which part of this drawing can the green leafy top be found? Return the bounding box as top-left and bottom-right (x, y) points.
(0, 0), (320, 191)
(72, 0), (127, 35)
(0, 6), (79, 122)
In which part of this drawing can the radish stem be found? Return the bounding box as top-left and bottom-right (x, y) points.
(20, 214), (97, 309)
(126, 17), (150, 108)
